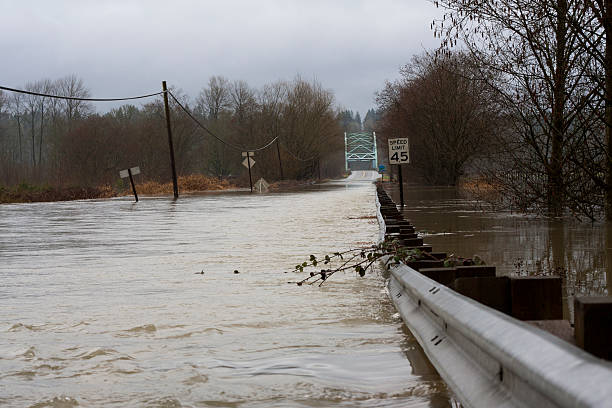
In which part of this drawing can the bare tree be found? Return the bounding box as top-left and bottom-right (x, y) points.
(8, 93), (24, 163)
(281, 77), (341, 179)
(258, 82), (288, 178)
(564, 1), (612, 218)
(377, 52), (499, 185)
(434, 0), (600, 216)
(23, 81), (41, 167)
(197, 76), (231, 120)
(37, 78), (54, 165)
(56, 74), (92, 125)
(230, 80), (257, 125)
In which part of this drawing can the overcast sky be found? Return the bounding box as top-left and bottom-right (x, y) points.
(2, 0), (441, 116)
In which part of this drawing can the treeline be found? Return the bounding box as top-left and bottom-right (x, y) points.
(376, 1), (612, 220)
(0, 75), (347, 189)
(338, 109), (379, 133)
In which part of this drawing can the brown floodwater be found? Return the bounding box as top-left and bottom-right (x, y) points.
(0, 173), (456, 407)
(385, 184), (611, 320)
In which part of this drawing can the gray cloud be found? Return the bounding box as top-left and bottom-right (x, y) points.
(1, 0), (441, 116)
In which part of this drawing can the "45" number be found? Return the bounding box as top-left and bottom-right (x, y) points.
(390, 151), (409, 163)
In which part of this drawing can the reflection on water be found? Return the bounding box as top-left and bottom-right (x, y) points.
(385, 185), (610, 320)
(0, 178), (453, 407)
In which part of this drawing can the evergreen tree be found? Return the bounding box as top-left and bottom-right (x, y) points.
(354, 111), (362, 130)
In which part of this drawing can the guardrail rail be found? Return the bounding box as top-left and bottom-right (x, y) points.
(376, 188), (612, 408)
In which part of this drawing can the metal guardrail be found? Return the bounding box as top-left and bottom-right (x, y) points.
(376, 193), (612, 408)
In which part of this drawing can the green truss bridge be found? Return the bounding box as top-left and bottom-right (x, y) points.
(344, 132), (378, 171)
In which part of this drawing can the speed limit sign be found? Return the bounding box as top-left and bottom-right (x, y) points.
(388, 138), (410, 164)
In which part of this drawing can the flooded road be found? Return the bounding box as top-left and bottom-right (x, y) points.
(385, 184), (611, 320)
(0, 174), (452, 407)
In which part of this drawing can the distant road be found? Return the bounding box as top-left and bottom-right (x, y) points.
(344, 170), (380, 182)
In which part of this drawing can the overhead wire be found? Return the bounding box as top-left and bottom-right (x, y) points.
(168, 90), (278, 152)
(1, 83), (318, 160)
(0, 85), (164, 102)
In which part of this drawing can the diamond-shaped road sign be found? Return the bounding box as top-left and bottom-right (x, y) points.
(242, 158), (255, 169)
(254, 178), (269, 193)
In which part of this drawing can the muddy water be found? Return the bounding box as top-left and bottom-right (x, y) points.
(385, 185), (611, 320)
(0, 176), (454, 407)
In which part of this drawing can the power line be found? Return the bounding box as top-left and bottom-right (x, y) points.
(0, 85), (164, 102)
(1, 82), (316, 159)
(168, 90), (278, 152)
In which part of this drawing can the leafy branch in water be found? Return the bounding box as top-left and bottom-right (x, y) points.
(443, 254), (485, 267)
(288, 239), (442, 286)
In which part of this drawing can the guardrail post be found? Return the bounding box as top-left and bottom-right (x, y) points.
(510, 276), (562, 320)
(419, 267), (456, 285)
(574, 296), (612, 360)
(452, 276), (511, 314)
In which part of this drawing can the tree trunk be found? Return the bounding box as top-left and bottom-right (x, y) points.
(549, 0), (568, 217)
(30, 107), (36, 167)
(605, 0), (612, 220)
(16, 115), (22, 162)
(39, 102), (44, 165)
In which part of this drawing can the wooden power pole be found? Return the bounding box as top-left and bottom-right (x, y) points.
(162, 81), (179, 199)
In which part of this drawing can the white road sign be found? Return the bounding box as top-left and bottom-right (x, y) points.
(242, 158), (255, 169)
(388, 138), (410, 164)
(254, 178), (269, 193)
(119, 166), (141, 178)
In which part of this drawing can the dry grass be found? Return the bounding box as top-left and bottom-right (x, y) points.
(134, 174), (234, 195)
(0, 184), (116, 203)
(268, 179), (317, 191)
(459, 177), (501, 202)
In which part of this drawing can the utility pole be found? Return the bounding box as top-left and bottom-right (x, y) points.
(247, 152), (253, 193)
(276, 139), (284, 180)
(162, 81), (179, 199)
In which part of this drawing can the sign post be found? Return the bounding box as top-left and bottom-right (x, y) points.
(120, 166), (141, 202)
(242, 151), (255, 193)
(388, 138), (410, 207)
(378, 164), (386, 182)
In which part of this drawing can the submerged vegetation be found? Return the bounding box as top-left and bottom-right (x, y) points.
(289, 239), (485, 286)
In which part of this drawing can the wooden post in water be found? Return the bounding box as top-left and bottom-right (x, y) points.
(128, 168), (139, 202)
(162, 81), (179, 199)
